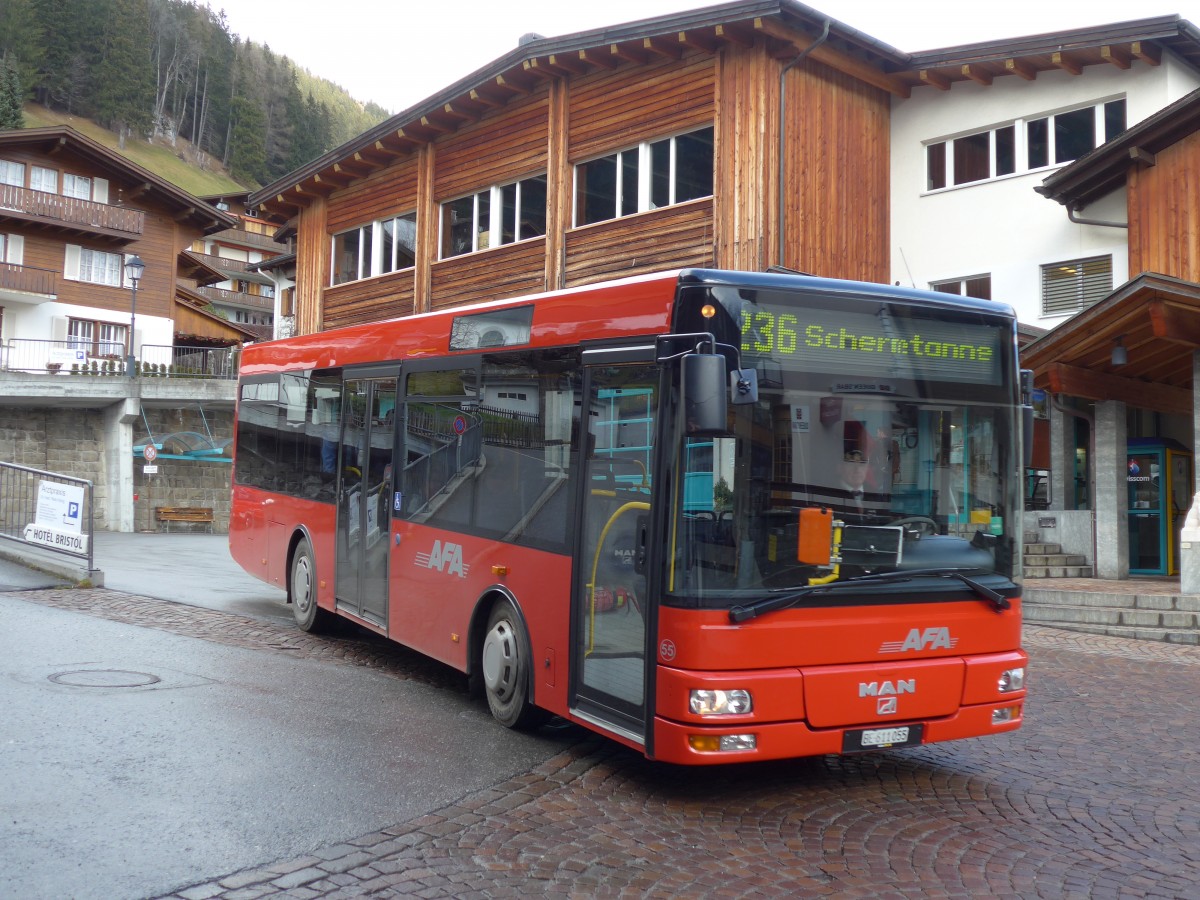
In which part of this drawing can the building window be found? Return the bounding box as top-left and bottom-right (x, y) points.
(440, 174), (546, 259)
(574, 125), (714, 226)
(926, 99), (1126, 191)
(931, 275), (992, 300)
(0, 159), (23, 187)
(30, 166), (57, 193)
(1041, 256), (1112, 316)
(78, 248), (123, 286)
(68, 318), (127, 357)
(331, 212), (417, 285)
(63, 173), (92, 200)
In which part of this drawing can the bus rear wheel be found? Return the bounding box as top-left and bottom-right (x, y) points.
(290, 539), (333, 633)
(481, 600), (547, 730)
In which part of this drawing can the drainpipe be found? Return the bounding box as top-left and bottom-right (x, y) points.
(778, 19), (831, 268)
(1067, 203), (1128, 229)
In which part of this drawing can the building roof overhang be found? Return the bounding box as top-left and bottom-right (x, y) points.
(1036, 86), (1200, 209)
(1020, 271), (1200, 415)
(0, 127), (239, 233)
(175, 287), (260, 343)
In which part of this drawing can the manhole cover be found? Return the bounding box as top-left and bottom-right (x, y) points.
(49, 669), (162, 688)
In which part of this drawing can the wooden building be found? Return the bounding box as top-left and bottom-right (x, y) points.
(0, 126), (251, 359)
(249, 1), (913, 335)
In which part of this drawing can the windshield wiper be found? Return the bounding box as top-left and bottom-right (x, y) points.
(727, 568), (1010, 623)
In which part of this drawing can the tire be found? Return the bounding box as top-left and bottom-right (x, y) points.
(290, 539), (333, 633)
(481, 600), (548, 730)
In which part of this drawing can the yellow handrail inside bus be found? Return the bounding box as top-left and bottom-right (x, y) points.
(586, 500), (651, 656)
(808, 521), (843, 586)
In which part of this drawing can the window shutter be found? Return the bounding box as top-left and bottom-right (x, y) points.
(63, 244), (81, 281)
(93, 178), (109, 204)
(6, 233), (22, 264)
(51, 316), (68, 342)
(1041, 256), (1112, 315)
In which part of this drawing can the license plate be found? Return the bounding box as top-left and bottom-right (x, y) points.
(842, 723), (923, 752)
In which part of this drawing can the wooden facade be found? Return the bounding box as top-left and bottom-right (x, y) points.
(1128, 130), (1200, 282)
(253, 6), (905, 335)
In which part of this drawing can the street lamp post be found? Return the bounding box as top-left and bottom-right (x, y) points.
(124, 255), (145, 377)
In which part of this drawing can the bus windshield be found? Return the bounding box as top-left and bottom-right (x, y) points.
(670, 283), (1019, 601)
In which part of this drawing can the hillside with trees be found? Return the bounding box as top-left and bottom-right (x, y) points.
(0, 0), (391, 189)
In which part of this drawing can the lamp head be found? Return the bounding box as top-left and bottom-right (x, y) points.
(124, 255), (145, 284)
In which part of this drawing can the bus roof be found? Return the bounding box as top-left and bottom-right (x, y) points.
(240, 268), (1016, 375)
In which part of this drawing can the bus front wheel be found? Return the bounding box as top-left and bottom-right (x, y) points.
(481, 600), (547, 730)
(290, 539), (333, 633)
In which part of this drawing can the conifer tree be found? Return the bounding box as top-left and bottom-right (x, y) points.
(0, 57), (25, 129)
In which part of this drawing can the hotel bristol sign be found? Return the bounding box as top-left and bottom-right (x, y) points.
(23, 480), (88, 553)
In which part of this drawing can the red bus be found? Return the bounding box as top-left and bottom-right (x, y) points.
(231, 269), (1027, 764)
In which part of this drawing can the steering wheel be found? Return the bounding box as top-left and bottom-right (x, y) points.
(891, 516), (939, 536)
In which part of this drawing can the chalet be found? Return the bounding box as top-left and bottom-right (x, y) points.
(0, 126), (255, 536)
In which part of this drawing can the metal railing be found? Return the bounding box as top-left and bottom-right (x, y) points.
(191, 284), (275, 310)
(0, 183), (144, 235)
(0, 262), (57, 296)
(0, 339), (240, 379)
(0, 460), (94, 576)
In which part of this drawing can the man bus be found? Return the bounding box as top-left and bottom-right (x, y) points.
(231, 268), (1027, 764)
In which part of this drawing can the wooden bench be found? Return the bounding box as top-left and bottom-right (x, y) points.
(155, 506), (214, 533)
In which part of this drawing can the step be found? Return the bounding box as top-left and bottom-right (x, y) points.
(1023, 590), (1196, 611)
(1025, 542), (1064, 556)
(1025, 553), (1088, 568)
(1024, 602), (1199, 628)
(1024, 620), (1200, 646)
(1023, 565), (1094, 578)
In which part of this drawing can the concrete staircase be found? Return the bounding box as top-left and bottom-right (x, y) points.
(1023, 530), (1093, 578)
(1022, 531), (1200, 645)
(1021, 584), (1200, 645)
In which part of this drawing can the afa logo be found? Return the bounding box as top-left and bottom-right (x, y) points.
(415, 540), (470, 578)
(878, 626), (957, 654)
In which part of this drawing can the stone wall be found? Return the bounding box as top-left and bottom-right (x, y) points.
(0, 404), (234, 534)
(0, 407), (111, 526)
(133, 407), (233, 533)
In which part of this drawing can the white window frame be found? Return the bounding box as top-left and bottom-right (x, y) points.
(76, 248), (123, 287)
(925, 98), (1126, 193)
(572, 125), (714, 227)
(0, 159), (24, 187)
(330, 211), (419, 285)
(30, 166), (57, 194)
(63, 173), (92, 200)
(439, 174), (546, 260)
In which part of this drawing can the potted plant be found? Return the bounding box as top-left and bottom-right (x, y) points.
(45, 362), (62, 374)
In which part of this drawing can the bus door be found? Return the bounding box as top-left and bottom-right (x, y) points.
(335, 373), (397, 627)
(571, 364), (658, 741)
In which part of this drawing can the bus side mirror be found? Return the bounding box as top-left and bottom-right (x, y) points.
(683, 352), (728, 436)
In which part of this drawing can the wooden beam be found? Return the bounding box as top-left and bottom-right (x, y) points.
(1101, 45), (1131, 70)
(493, 72), (534, 95)
(548, 53), (587, 75)
(715, 23), (755, 48)
(522, 59), (559, 79)
(643, 36), (682, 60)
(418, 114), (455, 135)
(469, 86), (508, 108)
(1129, 146), (1156, 167)
(961, 64), (991, 86)
(1047, 362), (1190, 415)
(1005, 58), (1037, 80)
(1052, 51), (1082, 76)
(438, 103), (475, 122)
(1131, 41), (1161, 66)
(333, 160), (369, 179)
(578, 48), (618, 70)
(1149, 299), (1200, 348)
(173, 206), (196, 222)
(678, 29), (719, 54)
(610, 42), (648, 65)
(125, 182), (152, 201)
(312, 171), (351, 190)
(919, 69), (951, 91)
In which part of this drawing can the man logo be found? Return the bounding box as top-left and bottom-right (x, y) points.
(415, 540), (470, 578)
(879, 627), (957, 653)
(877, 697), (898, 715)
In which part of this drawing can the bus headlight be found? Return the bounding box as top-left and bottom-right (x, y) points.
(689, 734), (757, 752)
(689, 688), (753, 716)
(999, 667), (1025, 693)
(992, 705), (1021, 724)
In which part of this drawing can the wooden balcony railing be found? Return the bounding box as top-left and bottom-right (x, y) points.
(0, 184), (144, 236)
(192, 284), (275, 311)
(0, 262), (57, 296)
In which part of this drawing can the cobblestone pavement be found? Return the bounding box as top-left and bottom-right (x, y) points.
(8, 586), (1200, 899)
